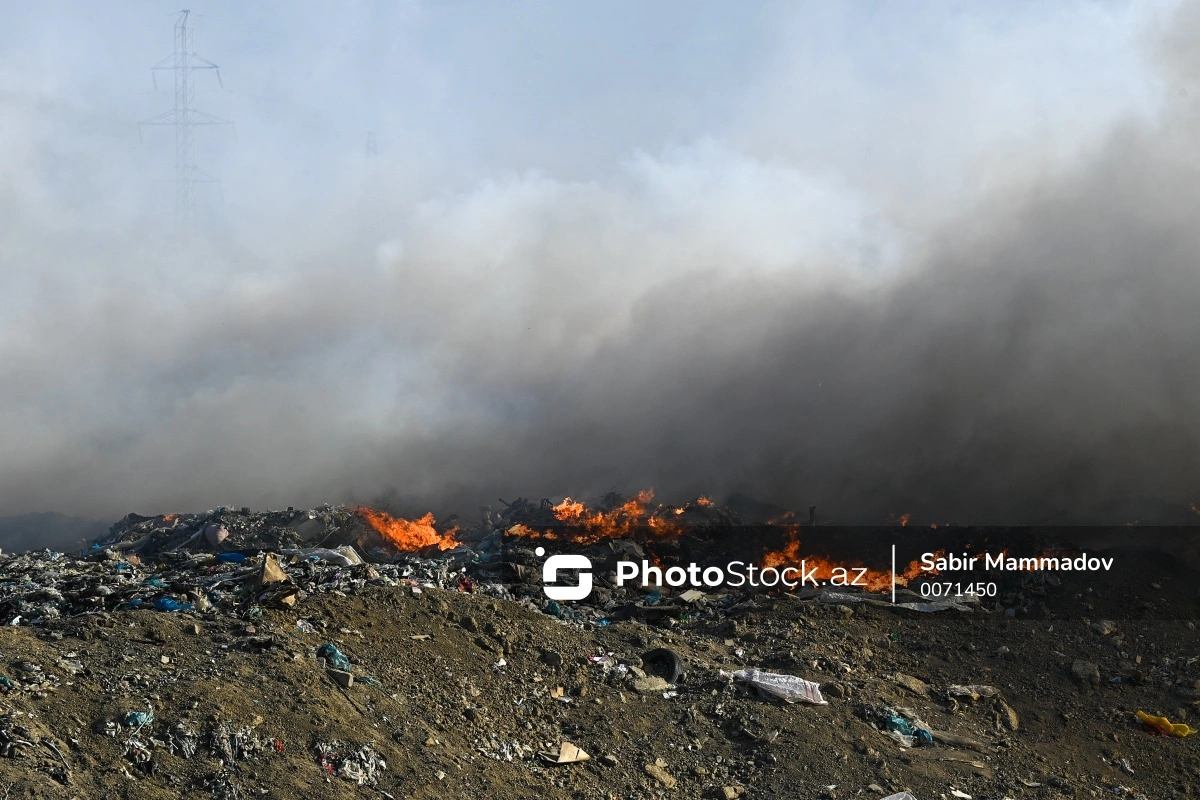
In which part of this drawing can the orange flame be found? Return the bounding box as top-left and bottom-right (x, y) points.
(547, 490), (681, 544)
(760, 535), (895, 592)
(887, 512), (911, 527)
(357, 508), (459, 551)
(897, 549), (946, 584)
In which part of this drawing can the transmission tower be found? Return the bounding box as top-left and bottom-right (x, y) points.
(360, 131), (381, 231)
(141, 10), (230, 228)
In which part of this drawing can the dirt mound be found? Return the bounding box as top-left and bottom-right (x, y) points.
(0, 577), (1194, 797)
(0, 500), (1194, 798)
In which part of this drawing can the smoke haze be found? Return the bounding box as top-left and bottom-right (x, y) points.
(3, 1), (1199, 536)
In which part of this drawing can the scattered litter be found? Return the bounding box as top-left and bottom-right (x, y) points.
(317, 644), (351, 672)
(642, 647), (685, 683)
(153, 598), (193, 612)
(124, 709), (153, 729)
(1136, 711), (1196, 737)
(539, 741), (590, 765)
(314, 741), (387, 786)
(820, 591), (973, 613)
(725, 668), (827, 705)
(947, 684), (999, 700)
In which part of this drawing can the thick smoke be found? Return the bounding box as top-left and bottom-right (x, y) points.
(2, 2), (1199, 538)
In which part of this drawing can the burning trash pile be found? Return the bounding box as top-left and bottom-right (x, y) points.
(0, 492), (791, 634)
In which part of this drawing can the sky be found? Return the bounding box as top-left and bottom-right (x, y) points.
(2, 0), (1199, 530)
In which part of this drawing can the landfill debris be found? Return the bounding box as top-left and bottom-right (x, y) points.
(315, 741), (388, 786)
(539, 741), (591, 765)
(317, 643), (351, 672)
(819, 591), (973, 613)
(1135, 711), (1197, 737)
(204, 523), (229, 547)
(153, 597), (193, 612)
(168, 722), (199, 759)
(881, 794), (918, 800)
(642, 646), (685, 683)
(209, 721), (276, 763)
(726, 668), (828, 705)
(0, 494), (1185, 796)
(125, 709), (153, 729)
(929, 728), (992, 753)
(947, 684), (999, 700)
(258, 553), (289, 585)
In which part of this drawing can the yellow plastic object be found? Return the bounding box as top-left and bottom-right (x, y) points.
(1136, 711), (1197, 737)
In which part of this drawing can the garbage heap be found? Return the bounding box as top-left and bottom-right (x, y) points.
(0, 504), (482, 629)
(0, 496), (969, 631)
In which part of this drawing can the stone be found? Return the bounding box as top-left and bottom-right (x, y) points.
(893, 673), (929, 696)
(1071, 660), (1100, 686)
(633, 676), (671, 694)
(645, 762), (677, 789)
(326, 669), (354, 689)
(997, 699), (1020, 730)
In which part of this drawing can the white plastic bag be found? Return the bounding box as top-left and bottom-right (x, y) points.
(728, 668), (828, 705)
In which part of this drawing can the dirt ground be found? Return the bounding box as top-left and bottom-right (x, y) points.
(0, 567), (1194, 800)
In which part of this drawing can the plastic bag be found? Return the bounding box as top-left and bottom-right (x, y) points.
(1136, 710), (1196, 737)
(318, 643), (351, 671)
(728, 668), (827, 704)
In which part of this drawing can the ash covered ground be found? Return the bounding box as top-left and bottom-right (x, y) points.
(0, 496), (1195, 799)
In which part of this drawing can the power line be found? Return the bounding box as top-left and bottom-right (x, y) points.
(139, 10), (231, 229)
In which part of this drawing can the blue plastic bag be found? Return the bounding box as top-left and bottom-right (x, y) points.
(317, 643), (351, 671)
(153, 597), (193, 612)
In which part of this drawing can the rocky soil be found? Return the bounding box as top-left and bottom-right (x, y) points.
(0, 574), (1195, 799)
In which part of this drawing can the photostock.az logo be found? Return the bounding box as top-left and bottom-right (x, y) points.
(536, 547), (592, 601)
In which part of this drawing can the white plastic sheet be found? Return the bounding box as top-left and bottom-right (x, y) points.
(728, 668), (828, 705)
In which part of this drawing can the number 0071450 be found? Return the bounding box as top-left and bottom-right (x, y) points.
(917, 581), (996, 598)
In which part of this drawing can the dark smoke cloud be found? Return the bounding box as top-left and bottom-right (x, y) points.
(2, 2), (1198, 543)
